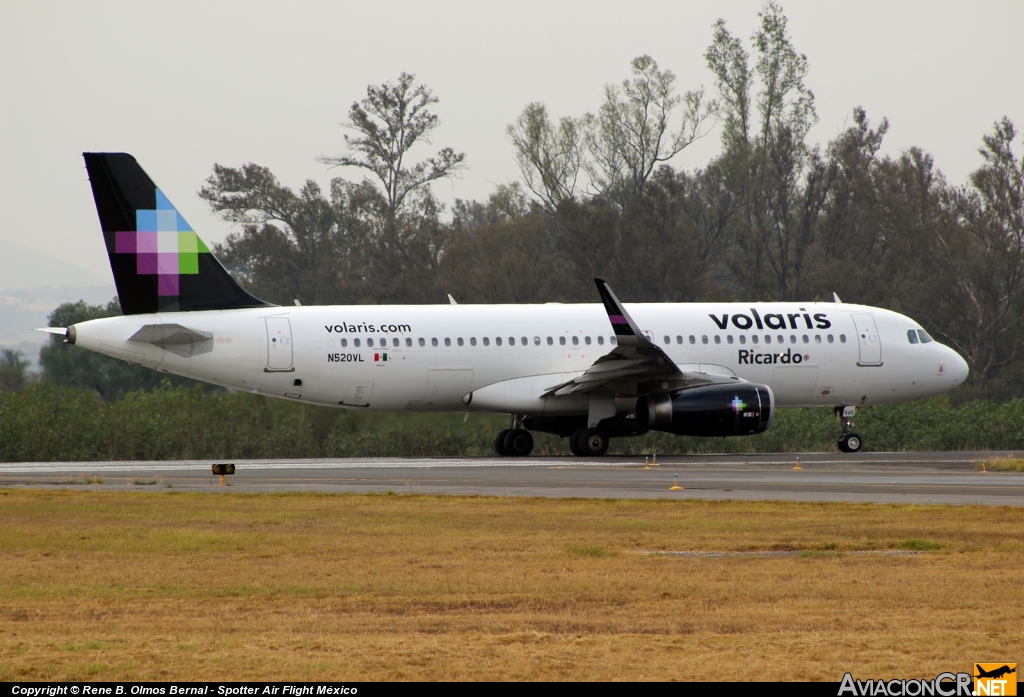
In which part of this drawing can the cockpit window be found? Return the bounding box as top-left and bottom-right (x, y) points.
(907, 329), (920, 344)
(918, 329), (933, 343)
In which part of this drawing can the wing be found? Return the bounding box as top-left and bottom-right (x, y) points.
(544, 279), (736, 397)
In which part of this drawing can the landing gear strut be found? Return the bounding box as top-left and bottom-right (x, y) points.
(836, 406), (863, 453)
(494, 415), (534, 457)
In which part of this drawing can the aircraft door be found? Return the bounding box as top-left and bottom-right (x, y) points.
(423, 369), (474, 410)
(772, 366), (819, 404)
(265, 317), (294, 371)
(852, 314), (882, 365)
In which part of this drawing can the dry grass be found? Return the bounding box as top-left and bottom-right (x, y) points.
(976, 456), (1024, 472)
(1, 489), (1022, 681)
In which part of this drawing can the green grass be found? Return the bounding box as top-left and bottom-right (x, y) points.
(899, 539), (943, 551)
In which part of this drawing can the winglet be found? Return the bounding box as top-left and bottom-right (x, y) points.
(594, 278), (647, 347)
(448, 294), (458, 305)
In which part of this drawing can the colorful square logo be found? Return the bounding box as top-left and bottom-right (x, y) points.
(114, 189), (210, 296)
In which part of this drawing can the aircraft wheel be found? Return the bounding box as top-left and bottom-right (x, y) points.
(838, 433), (863, 453)
(504, 428), (534, 457)
(578, 428), (610, 457)
(569, 428), (585, 456)
(494, 429), (511, 456)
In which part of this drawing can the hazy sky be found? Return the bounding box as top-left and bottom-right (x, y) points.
(2, 0), (1022, 282)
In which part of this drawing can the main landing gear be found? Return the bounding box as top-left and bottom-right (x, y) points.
(569, 427), (610, 457)
(494, 415), (534, 457)
(836, 406), (863, 453)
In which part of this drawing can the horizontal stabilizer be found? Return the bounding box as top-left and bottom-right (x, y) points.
(129, 323), (213, 357)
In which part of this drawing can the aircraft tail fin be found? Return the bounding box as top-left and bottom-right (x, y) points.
(83, 152), (270, 315)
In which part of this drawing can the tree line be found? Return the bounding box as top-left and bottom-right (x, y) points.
(197, 2), (1023, 401)
(2, 384), (1023, 461)
(5, 2), (1021, 403)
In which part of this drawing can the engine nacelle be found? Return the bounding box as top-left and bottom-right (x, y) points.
(638, 383), (773, 437)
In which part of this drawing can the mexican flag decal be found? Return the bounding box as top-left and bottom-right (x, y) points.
(374, 353), (388, 362)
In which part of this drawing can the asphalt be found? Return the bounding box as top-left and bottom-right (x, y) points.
(3, 451), (1023, 506)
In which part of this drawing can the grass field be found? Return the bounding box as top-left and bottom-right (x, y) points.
(1, 489), (1022, 681)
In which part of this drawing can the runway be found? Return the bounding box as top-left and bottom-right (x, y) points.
(3, 451), (1023, 506)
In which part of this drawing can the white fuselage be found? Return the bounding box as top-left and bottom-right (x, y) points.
(70, 301), (968, 414)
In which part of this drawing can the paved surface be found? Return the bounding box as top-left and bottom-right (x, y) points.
(3, 451), (1023, 506)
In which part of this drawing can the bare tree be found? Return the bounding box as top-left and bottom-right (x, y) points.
(320, 73), (465, 215)
(506, 103), (584, 213)
(584, 55), (713, 207)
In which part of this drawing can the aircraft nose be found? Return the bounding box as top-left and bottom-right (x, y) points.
(950, 348), (969, 384)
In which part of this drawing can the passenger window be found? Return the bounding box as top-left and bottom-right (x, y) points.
(572, 336), (579, 345)
(739, 335), (746, 345)
(418, 338), (425, 347)
(509, 337), (515, 346)
(752, 335), (759, 344)
(496, 337), (503, 346)
(714, 335), (721, 344)
(827, 335), (834, 343)
(534, 336), (540, 345)
(839, 334), (847, 343)
(405, 337), (412, 347)
(610, 337), (617, 345)
(547, 337), (553, 345)
(457, 337), (464, 346)
(702, 335), (709, 344)
(727, 335), (734, 344)
(585, 336), (591, 345)
(664, 335), (671, 345)
(559, 336), (566, 345)
(907, 329), (920, 344)
(431, 338), (438, 347)
(779, 335), (786, 344)
(918, 329), (933, 343)
(367, 338), (374, 347)
(444, 338), (451, 346)
(393, 338), (400, 347)
(483, 337), (490, 346)
(814, 335), (821, 344)
(676, 335), (683, 344)
(791, 335), (798, 344)
(521, 337), (527, 346)
(354, 338), (361, 347)
(689, 335), (696, 344)
(765, 335), (772, 344)
(598, 336), (605, 345)
(340, 338), (348, 347)
(802, 335), (808, 344)
(470, 337), (477, 346)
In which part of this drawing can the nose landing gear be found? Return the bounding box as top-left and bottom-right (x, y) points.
(836, 406), (863, 453)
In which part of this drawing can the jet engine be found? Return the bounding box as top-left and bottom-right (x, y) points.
(637, 383), (773, 437)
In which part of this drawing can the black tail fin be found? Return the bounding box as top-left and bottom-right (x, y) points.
(83, 153), (269, 315)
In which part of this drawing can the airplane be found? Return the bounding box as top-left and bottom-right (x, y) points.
(975, 665), (1016, 680)
(38, 153), (970, 457)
